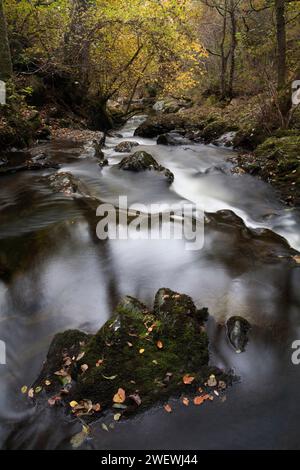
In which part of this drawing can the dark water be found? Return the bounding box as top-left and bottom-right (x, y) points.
(0, 116), (299, 449)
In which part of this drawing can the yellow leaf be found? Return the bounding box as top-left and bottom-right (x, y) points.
(139, 348), (145, 354)
(70, 401), (79, 408)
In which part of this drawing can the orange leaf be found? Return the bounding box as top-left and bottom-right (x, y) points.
(113, 388), (126, 404)
(164, 404), (172, 413)
(194, 394), (210, 406)
(182, 397), (189, 406)
(193, 396), (205, 405)
(183, 374), (195, 385)
(157, 340), (163, 349)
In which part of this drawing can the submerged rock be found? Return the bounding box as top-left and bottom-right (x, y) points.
(115, 141), (139, 153)
(226, 316), (251, 353)
(47, 171), (91, 197)
(0, 154), (60, 175)
(157, 132), (190, 146)
(118, 150), (174, 184)
(31, 289), (229, 420)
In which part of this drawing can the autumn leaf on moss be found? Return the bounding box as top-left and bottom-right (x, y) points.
(164, 404), (172, 413)
(113, 388), (126, 404)
(183, 374), (195, 384)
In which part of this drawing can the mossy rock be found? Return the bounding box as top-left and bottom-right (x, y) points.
(233, 127), (267, 150)
(118, 150), (174, 184)
(32, 289), (228, 419)
(134, 114), (186, 138)
(201, 120), (237, 144)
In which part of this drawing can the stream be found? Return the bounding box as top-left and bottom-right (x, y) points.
(0, 115), (299, 449)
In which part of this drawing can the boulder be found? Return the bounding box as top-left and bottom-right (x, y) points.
(47, 171), (92, 197)
(134, 114), (185, 138)
(226, 316), (251, 353)
(115, 141), (139, 153)
(157, 132), (190, 146)
(118, 150), (174, 184)
(31, 289), (230, 420)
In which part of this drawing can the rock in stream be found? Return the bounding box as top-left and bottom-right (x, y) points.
(31, 288), (230, 420)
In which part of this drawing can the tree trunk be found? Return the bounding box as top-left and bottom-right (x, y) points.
(275, 0), (286, 90)
(64, 0), (90, 84)
(0, 0), (13, 82)
(219, 0), (228, 99)
(228, 0), (237, 99)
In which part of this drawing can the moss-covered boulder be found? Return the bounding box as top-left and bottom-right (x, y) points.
(118, 150), (174, 184)
(134, 114), (186, 138)
(115, 141), (139, 153)
(31, 289), (229, 420)
(201, 120), (237, 144)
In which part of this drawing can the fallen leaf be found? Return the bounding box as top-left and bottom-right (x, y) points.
(70, 400), (79, 408)
(114, 413), (122, 421)
(214, 390), (220, 397)
(21, 385), (28, 394)
(81, 364), (89, 373)
(96, 359), (104, 367)
(93, 403), (101, 412)
(60, 375), (72, 386)
(54, 369), (68, 377)
(194, 394), (210, 405)
(193, 396), (205, 406)
(164, 404), (172, 413)
(45, 380), (51, 386)
(63, 357), (72, 366)
(34, 386), (42, 394)
(70, 425), (89, 449)
(152, 360), (158, 365)
(76, 351), (85, 361)
(127, 342), (133, 347)
(157, 340), (163, 349)
(101, 423), (109, 432)
(182, 397), (189, 406)
(183, 374), (195, 385)
(129, 393), (142, 406)
(48, 396), (61, 406)
(28, 388), (34, 398)
(139, 348), (145, 354)
(113, 388), (126, 404)
(218, 380), (226, 390)
(207, 374), (217, 387)
(102, 374), (118, 380)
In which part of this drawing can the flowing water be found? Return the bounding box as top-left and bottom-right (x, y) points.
(0, 115), (299, 449)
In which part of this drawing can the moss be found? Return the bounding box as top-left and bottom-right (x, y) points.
(201, 120), (237, 143)
(233, 127), (267, 150)
(118, 151), (174, 184)
(255, 136), (300, 161)
(33, 289), (224, 418)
